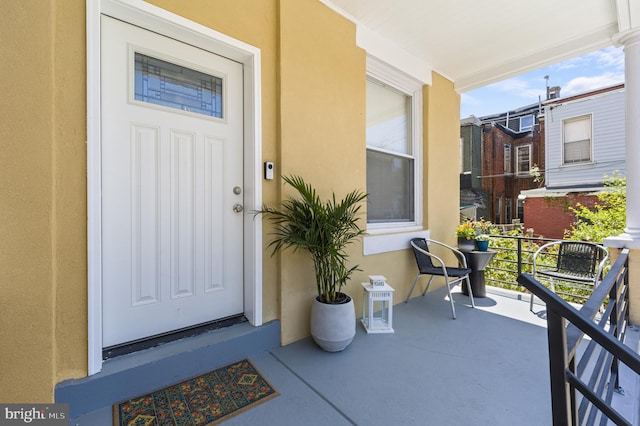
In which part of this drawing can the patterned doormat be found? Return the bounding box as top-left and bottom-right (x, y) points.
(113, 359), (279, 425)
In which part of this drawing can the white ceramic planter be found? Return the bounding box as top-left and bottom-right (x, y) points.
(310, 294), (356, 352)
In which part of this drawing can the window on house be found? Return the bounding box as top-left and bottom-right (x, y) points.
(516, 145), (531, 176)
(460, 138), (465, 173)
(366, 72), (421, 227)
(504, 144), (512, 174)
(505, 197), (512, 223)
(517, 198), (524, 222)
(563, 115), (592, 164)
(519, 115), (534, 132)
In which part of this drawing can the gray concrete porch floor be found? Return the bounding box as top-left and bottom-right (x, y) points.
(71, 286), (639, 425)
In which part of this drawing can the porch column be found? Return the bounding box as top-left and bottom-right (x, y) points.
(622, 31), (640, 240)
(606, 28), (640, 249)
(607, 28), (640, 325)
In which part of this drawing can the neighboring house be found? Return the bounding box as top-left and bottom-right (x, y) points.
(460, 116), (488, 219)
(460, 103), (545, 225)
(521, 84), (626, 239)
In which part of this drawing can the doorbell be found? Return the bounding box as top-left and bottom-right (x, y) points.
(264, 161), (274, 180)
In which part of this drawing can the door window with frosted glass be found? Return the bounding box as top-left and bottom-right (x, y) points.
(366, 78), (414, 223)
(133, 52), (223, 119)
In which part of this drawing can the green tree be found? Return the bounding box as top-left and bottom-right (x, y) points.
(564, 173), (626, 243)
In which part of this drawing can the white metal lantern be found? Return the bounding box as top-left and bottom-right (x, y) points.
(360, 282), (395, 334)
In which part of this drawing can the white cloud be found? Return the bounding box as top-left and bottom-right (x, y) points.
(554, 56), (585, 71)
(489, 77), (545, 101)
(562, 72), (625, 96)
(587, 46), (624, 70)
(554, 47), (624, 72)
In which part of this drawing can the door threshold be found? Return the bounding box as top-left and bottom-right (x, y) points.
(102, 315), (247, 360)
(58, 320), (280, 420)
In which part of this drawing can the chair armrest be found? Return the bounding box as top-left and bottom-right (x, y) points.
(594, 247), (609, 283)
(421, 239), (469, 269)
(533, 241), (561, 273)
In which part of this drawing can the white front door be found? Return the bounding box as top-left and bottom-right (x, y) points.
(101, 16), (244, 347)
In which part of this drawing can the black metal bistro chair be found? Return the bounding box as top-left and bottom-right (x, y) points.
(530, 240), (609, 311)
(405, 238), (475, 319)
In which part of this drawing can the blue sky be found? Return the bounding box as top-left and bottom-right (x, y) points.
(460, 46), (625, 119)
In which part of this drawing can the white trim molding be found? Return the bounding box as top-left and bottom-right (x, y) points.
(363, 230), (430, 256)
(87, 0), (262, 375)
(365, 54), (425, 248)
(318, 0), (432, 85)
(358, 26), (432, 86)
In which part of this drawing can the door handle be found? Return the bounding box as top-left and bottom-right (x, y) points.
(233, 203), (244, 213)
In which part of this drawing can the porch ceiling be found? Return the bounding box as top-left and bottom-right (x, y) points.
(321, 0), (631, 92)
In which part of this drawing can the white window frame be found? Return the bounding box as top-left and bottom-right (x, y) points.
(363, 56), (424, 254)
(562, 114), (593, 166)
(515, 144), (532, 176)
(519, 115), (534, 132)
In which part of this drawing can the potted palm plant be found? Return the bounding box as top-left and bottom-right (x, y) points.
(256, 175), (367, 352)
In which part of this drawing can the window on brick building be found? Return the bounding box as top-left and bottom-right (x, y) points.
(516, 145), (531, 176)
(563, 114), (592, 164)
(504, 144), (512, 174)
(517, 198), (524, 222)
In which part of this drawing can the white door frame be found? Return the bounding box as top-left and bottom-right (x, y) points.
(86, 0), (263, 375)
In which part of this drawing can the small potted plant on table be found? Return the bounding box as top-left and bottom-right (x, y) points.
(475, 234), (490, 251)
(456, 221), (477, 252)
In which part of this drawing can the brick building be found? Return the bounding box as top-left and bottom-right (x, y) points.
(520, 191), (598, 239)
(480, 110), (545, 225)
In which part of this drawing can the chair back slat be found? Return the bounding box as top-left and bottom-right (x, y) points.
(556, 242), (600, 278)
(411, 238), (434, 272)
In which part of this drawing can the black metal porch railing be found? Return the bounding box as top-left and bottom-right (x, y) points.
(484, 235), (602, 304)
(518, 249), (640, 426)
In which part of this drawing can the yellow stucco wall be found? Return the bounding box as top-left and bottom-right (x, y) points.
(424, 74), (462, 245)
(52, 0), (90, 387)
(0, 0), (463, 402)
(1, 0), (87, 402)
(1, 1), (57, 403)
(277, 0), (368, 345)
